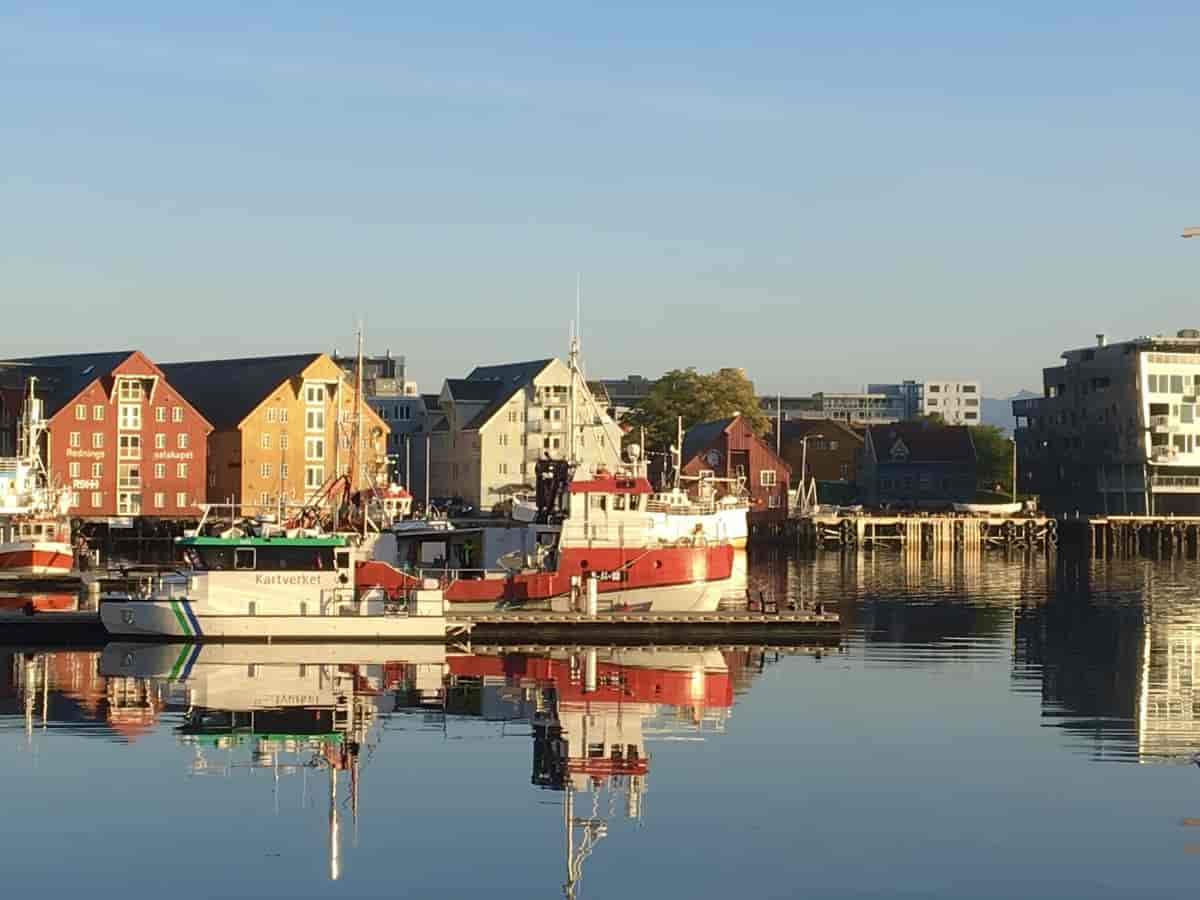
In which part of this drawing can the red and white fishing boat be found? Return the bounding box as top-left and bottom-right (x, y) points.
(360, 457), (735, 611)
(358, 330), (736, 611)
(0, 378), (73, 576)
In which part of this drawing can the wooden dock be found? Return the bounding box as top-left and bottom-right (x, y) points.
(1063, 515), (1200, 559)
(759, 513), (1058, 553)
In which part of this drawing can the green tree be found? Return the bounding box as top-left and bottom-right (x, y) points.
(970, 425), (1014, 495)
(622, 367), (771, 450)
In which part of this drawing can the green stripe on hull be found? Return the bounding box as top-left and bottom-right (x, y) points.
(167, 644), (191, 680)
(168, 599), (192, 636)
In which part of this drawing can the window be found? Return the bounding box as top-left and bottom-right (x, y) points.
(928, 399), (939, 407)
(70, 431), (81, 448)
(155, 406), (165, 422)
(258, 491), (271, 506)
(840, 463), (849, 480)
(235, 548), (256, 570)
(279, 433), (289, 450)
(154, 463), (165, 479)
(963, 385), (977, 393)
(928, 385), (941, 393)
(499, 433), (509, 446)
(279, 408), (289, 424)
(398, 405), (411, 421)
(118, 379), (144, 402)
(965, 412), (978, 421)
(69, 491), (80, 507)
(69, 462), (81, 478)
(266, 408), (277, 423)
(172, 406), (182, 423)
(305, 437), (325, 460)
(119, 434), (140, 458)
(119, 404), (140, 429)
(768, 494), (780, 509)
(91, 492), (102, 508)
(830, 440), (839, 450)
(177, 463), (188, 478)
(305, 465), (325, 489)
(117, 492), (141, 515)
(75, 404), (86, 420)
(155, 433), (166, 450)
(305, 384), (323, 404)
(93, 404), (104, 421)
(92, 432), (104, 449)
(499, 462), (508, 475)
(177, 433), (189, 450)
(306, 409), (325, 431)
(964, 399), (979, 407)
(118, 464), (141, 489)
(260, 462), (272, 478)
(261, 433), (271, 449)
(552, 438), (561, 449)
(1172, 375), (1186, 394)
(91, 462), (102, 478)
(208, 470), (217, 488)
(280, 464), (289, 480)
(1184, 405), (1195, 424)
(760, 470), (777, 487)
(153, 492), (165, 509)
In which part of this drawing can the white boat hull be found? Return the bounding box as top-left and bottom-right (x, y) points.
(100, 599), (453, 641)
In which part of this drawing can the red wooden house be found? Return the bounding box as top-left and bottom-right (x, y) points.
(681, 414), (791, 522)
(4, 352), (213, 519)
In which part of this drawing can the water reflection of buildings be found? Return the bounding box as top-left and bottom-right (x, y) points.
(0, 649), (165, 742)
(1013, 561), (1200, 763)
(7, 640), (806, 892)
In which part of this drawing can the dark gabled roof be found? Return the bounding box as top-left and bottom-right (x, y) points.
(160, 354), (322, 430)
(682, 416), (737, 464)
(445, 378), (503, 404)
(421, 393), (442, 411)
(456, 358), (556, 431)
(467, 358), (554, 385)
(777, 417), (864, 445)
(7, 352), (138, 416)
(867, 423), (976, 464)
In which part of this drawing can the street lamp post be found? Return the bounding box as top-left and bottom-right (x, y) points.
(799, 433), (824, 516)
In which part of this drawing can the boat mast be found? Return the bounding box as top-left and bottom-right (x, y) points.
(568, 276), (581, 467)
(675, 415), (683, 491)
(354, 324), (366, 538)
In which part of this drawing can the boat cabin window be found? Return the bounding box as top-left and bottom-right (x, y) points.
(336, 550), (350, 569)
(613, 494), (627, 511)
(589, 494), (607, 511)
(187, 544), (337, 571)
(629, 495), (641, 511)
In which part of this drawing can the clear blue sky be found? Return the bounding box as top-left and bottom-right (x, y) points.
(4, 2), (1200, 397)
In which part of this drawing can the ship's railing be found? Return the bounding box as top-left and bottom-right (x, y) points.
(646, 498), (719, 515)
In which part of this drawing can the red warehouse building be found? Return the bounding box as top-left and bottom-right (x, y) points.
(681, 414), (792, 523)
(7, 352), (213, 519)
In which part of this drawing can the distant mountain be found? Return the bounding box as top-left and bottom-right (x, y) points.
(981, 390), (1038, 434)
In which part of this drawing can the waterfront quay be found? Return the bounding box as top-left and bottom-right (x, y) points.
(755, 512), (1058, 553)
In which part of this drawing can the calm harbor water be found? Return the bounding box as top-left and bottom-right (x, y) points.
(4, 552), (1200, 898)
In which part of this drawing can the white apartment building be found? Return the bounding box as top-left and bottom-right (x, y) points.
(921, 380), (981, 425)
(428, 358), (623, 511)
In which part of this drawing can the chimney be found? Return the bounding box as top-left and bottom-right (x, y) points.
(1096, 333), (1107, 347)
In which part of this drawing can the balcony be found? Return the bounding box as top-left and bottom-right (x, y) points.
(1150, 475), (1200, 493)
(1149, 415), (1177, 434)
